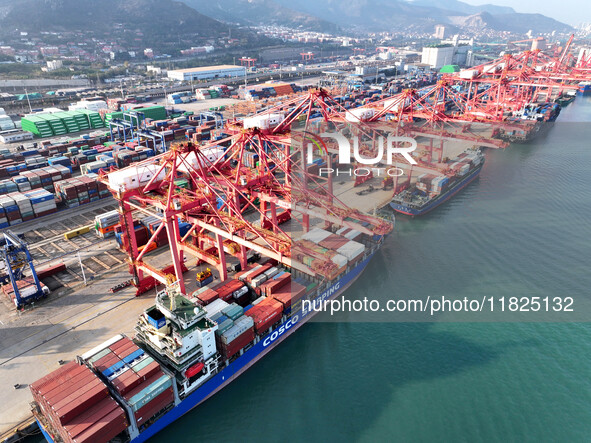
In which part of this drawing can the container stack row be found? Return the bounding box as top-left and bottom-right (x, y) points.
(95, 210), (120, 238)
(53, 174), (111, 208)
(241, 82), (301, 101)
(204, 299), (257, 360)
(0, 141), (155, 180)
(29, 361), (128, 443)
(291, 228), (367, 280)
(21, 110), (105, 137)
(0, 189), (56, 227)
(85, 336), (175, 430)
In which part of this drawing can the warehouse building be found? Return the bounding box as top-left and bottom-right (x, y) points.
(421, 45), (455, 69)
(167, 65), (246, 82)
(0, 129), (34, 144)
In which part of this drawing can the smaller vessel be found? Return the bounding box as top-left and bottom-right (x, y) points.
(578, 81), (591, 94)
(390, 150), (484, 216)
(556, 91), (576, 107)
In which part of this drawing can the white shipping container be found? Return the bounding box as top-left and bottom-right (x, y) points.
(263, 267), (279, 280)
(96, 210), (120, 227)
(205, 299), (230, 318)
(344, 229), (362, 240)
(331, 253), (348, 268)
(32, 200), (56, 208)
(383, 97), (401, 111)
(176, 147), (225, 173)
(458, 164), (470, 176)
(345, 107), (375, 123)
(108, 164), (166, 191)
(459, 69), (479, 79)
(251, 274), (268, 288)
(232, 286), (249, 299)
(17, 183), (32, 192)
(252, 295), (266, 305)
(337, 240), (365, 261)
(302, 228), (332, 244)
(0, 196), (15, 208)
(242, 113), (285, 130)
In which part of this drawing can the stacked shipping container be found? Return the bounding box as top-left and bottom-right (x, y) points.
(29, 362), (128, 443)
(85, 336), (175, 430)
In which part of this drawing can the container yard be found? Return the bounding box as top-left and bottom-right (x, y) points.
(1, 31), (591, 443)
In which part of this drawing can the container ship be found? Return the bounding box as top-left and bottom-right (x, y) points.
(30, 224), (388, 443)
(390, 150), (484, 216)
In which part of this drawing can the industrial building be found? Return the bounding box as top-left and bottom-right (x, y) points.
(434, 25), (449, 39)
(421, 45), (455, 69)
(422, 42), (474, 69)
(167, 65), (246, 82)
(0, 129), (34, 143)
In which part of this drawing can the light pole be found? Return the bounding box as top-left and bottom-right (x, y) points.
(24, 88), (32, 113)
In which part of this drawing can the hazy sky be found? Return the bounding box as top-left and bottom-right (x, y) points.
(462, 0), (589, 26)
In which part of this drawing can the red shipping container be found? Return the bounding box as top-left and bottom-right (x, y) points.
(196, 288), (218, 305)
(37, 367), (92, 402)
(36, 262), (66, 279)
(62, 397), (119, 439)
(92, 350), (117, 366)
(272, 283), (306, 310)
(46, 378), (98, 422)
(221, 327), (255, 359)
(109, 337), (134, 353)
(245, 298), (283, 334)
(318, 234), (349, 251)
(37, 209), (58, 217)
(5, 211), (21, 222)
(112, 341), (139, 359)
(134, 360), (161, 381)
(234, 265), (254, 281)
(218, 290), (234, 303)
(30, 362), (81, 395)
(212, 280), (245, 302)
(134, 388), (174, 428)
(111, 369), (141, 395)
(116, 345), (141, 361)
(123, 372), (165, 403)
(73, 181), (87, 193)
(245, 264), (271, 284)
(53, 381), (108, 425)
(71, 407), (128, 443)
(92, 353), (119, 372)
(43, 371), (97, 406)
(45, 373), (99, 406)
(263, 273), (291, 296)
(261, 258), (279, 267)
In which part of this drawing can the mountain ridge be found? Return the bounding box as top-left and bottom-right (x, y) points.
(181, 0), (571, 34)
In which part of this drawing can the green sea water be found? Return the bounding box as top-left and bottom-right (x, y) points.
(155, 97), (591, 442)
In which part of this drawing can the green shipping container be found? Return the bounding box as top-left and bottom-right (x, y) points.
(128, 374), (173, 412)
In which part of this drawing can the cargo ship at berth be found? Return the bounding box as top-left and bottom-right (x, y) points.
(390, 150), (484, 216)
(30, 225), (387, 443)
